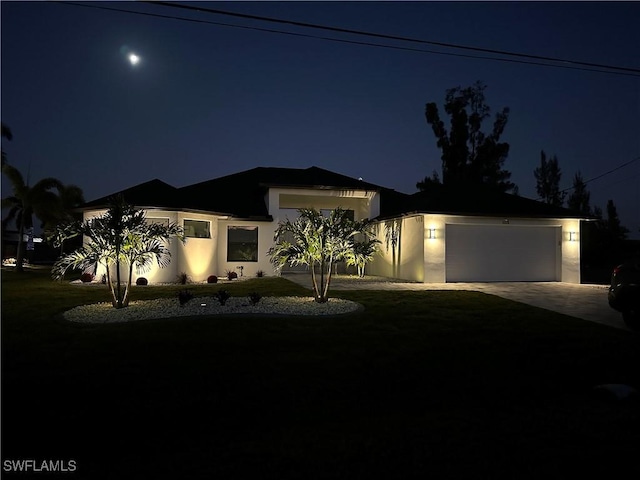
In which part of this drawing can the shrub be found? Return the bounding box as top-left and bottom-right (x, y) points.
(207, 275), (218, 284)
(256, 270), (264, 278)
(136, 277), (148, 286)
(80, 273), (94, 283)
(248, 292), (262, 305)
(215, 289), (230, 306)
(177, 272), (191, 285)
(225, 270), (238, 281)
(178, 289), (193, 306)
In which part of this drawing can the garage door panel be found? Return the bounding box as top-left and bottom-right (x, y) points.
(445, 224), (559, 282)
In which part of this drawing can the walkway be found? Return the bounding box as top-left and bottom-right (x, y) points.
(282, 273), (626, 330)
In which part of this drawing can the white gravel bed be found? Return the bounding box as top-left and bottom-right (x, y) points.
(63, 296), (362, 324)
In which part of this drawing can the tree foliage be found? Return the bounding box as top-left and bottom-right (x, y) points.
(566, 172), (591, 215)
(534, 150), (566, 207)
(604, 199), (629, 242)
(268, 208), (379, 303)
(1, 162), (72, 272)
(424, 81), (516, 193)
(52, 196), (184, 308)
(1, 122), (12, 167)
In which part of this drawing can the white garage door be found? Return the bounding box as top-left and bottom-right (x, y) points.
(445, 224), (560, 282)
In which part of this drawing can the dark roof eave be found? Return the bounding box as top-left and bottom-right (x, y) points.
(78, 204), (239, 218)
(376, 210), (591, 221)
(259, 182), (381, 192)
(227, 215), (274, 222)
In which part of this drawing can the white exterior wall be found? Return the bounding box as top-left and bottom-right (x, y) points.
(269, 187), (379, 222)
(368, 215), (425, 282)
(217, 219), (275, 278)
(84, 209), (221, 284)
(176, 211), (220, 282)
(369, 214), (582, 284)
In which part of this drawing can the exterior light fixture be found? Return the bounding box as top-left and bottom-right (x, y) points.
(427, 228), (436, 239)
(569, 231), (577, 242)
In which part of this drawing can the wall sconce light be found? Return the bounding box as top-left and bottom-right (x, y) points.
(569, 231), (577, 242)
(427, 228), (436, 239)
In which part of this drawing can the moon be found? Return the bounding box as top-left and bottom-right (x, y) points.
(128, 53), (140, 66)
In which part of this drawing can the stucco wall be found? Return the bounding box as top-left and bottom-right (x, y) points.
(176, 212), (219, 282)
(424, 215), (581, 283)
(84, 209), (218, 284)
(370, 214), (582, 284)
(268, 188), (379, 222)
(368, 215), (425, 282)
(217, 219), (276, 278)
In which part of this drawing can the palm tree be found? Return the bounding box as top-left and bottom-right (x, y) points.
(2, 163), (64, 272)
(346, 237), (380, 278)
(42, 184), (85, 255)
(1, 122), (12, 167)
(52, 196), (184, 308)
(268, 208), (377, 303)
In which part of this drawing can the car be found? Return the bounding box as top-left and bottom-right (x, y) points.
(608, 260), (640, 331)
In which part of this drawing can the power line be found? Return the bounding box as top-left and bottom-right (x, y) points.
(55, 2), (640, 78)
(148, 0), (640, 75)
(560, 156), (640, 194)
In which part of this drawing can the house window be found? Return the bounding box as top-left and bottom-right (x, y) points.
(228, 226), (258, 262)
(184, 219), (211, 238)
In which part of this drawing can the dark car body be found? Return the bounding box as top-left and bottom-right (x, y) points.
(608, 261), (640, 330)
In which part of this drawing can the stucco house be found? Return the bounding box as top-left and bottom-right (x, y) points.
(81, 166), (585, 284)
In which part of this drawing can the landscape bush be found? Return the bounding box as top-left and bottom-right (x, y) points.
(80, 273), (94, 283)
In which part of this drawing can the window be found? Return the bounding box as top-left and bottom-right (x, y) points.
(227, 226), (258, 262)
(184, 220), (211, 238)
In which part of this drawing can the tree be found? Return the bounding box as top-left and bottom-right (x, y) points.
(42, 184), (85, 254)
(424, 81), (516, 193)
(1, 122), (12, 167)
(268, 208), (379, 303)
(1, 163), (64, 272)
(534, 150), (566, 207)
(345, 220), (381, 278)
(604, 199), (629, 242)
(416, 170), (441, 191)
(52, 196), (184, 308)
(566, 172), (591, 215)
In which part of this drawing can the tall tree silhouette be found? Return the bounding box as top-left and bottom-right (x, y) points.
(424, 81), (516, 192)
(566, 172), (591, 215)
(2, 163), (64, 272)
(1, 122), (12, 166)
(534, 150), (566, 207)
(604, 199), (629, 242)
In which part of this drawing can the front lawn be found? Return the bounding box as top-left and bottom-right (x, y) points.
(2, 268), (640, 479)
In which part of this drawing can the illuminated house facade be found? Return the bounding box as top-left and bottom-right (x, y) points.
(81, 166), (585, 284)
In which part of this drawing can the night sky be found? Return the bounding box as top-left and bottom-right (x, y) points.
(2, 1), (639, 237)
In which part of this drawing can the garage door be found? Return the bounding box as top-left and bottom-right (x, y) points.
(445, 224), (560, 282)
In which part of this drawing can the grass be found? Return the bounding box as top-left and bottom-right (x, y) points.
(2, 267), (640, 479)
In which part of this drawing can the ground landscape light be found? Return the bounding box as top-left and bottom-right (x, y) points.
(128, 53), (140, 66)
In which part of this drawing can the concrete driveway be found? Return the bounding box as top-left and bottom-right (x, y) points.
(282, 274), (627, 331)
